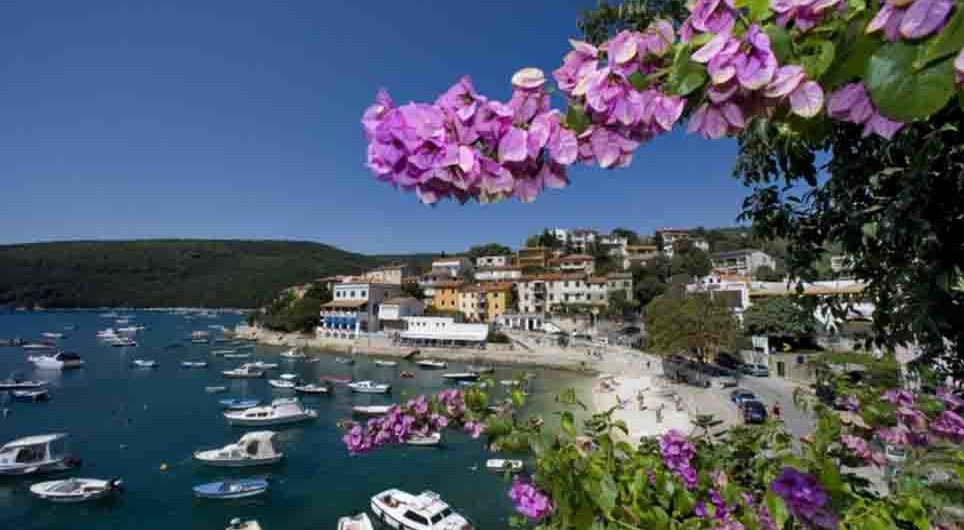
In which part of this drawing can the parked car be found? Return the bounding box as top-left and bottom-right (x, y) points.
(730, 388), (757, 406)
(741, 364), (770, 377)
(717, 375), (738, 388)
(742, 400), (768, 424)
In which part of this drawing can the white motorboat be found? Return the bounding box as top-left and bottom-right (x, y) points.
(416, 359), (447, 369)
(222, 366), (265, 379)
(247, 361), (278, 370)
(294, 383), (329, 395)
(374, 360), (398, 367)
(0, 374), (47, 390)
(205, 386), (228, 394)
(268, 379), (296, 389)
(223, 398), (318, 426)
(13, 389), (49, 401)
(194, 431), (283, 467)
(22, 342), (56, 351)
(371, 489), (473, 530)
(0, 434), (78, 476)
(181, 361), (208, 368)
(211, 349), (237, 356)
(117, 326), (146, 334)
(404, 432), (442, 446)
(226, 519), (263, 530)
(280, 348), (306, 359)
(96, 328), (119, 339)
(442, 373), (480, 382)
(468, 365), (495, 374)
(347, 380), (391, 394)
(41, 332), (64, 339)
(352, 405), (394, 416)
(485, 459), (524, 473)
(223, 353), (251, 359)
(131, 359), (158, 368)
(29, 478), (123, 503)
(28, 352), (84, 370)
(338, 513), (374, 530)
(108, 337), (138, 347)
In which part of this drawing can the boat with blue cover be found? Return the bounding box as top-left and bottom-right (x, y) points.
(193, 478), (268, 499)
(219, 399), (261, 410)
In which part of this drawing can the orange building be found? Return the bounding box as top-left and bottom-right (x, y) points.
(458, 282), (514, 322)
(431, 281), (464, 312)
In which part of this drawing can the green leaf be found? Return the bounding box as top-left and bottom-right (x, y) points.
(510, 388), (527, 408)
(823, 30), (882, 89)
(765, 492), (789, 529)
(628, 71), (652, 91)
(737, 0), (771, 22)
(565, 105), (591, 134)
(666, 45), (707, 97)
(764, 25), (793, 63)
(921, 6), (964, 66)
(799, 40), (836, 79)
(588, 474), (618, 514)
(846, 0), (866, 15)
(866, 42), (956, 121)
(560, 411), (576, 437)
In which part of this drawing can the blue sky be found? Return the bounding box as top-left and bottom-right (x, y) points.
(0, 0), (746, 254)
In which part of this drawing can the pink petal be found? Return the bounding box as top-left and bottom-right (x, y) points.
(692, 32), (730, 63)
(457, 145), (476, 174)
(498, 127), (529, 162)
(721, 102), (745, 128)
(569, 39), (599, 57)
(864, 112), (904, 139)
(608, 31), (639, 64)
(866, 4), (894, 34)
(764, 65), (806, 98)
(899, 0), (953, 39)
(540, 163), (569, 190)
(591, 130), (621, 168)
(549, 129), (579, 165)
(789, 81), (824, 118)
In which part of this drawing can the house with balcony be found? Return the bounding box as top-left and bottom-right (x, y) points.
(548, 254), (595, 275)
(378, 296), (425, 331)
(474, 266), (522, 282)
(431, 256), (472, 278)
(362, 264), (409, 285)
(621, 244), (660, 270)
(568, 229), (598, 252)
(318, 281), (401, 338)
(606, 272), (635, 302)
(396, 316), (489, 348)
(599, 234), (630, 257)
(475, 255), (511, 268)
(517, 247), (549, 270)
(431, 281), (464, 313)
(457, 282), (514, 322)
(710, 249), (776, 276)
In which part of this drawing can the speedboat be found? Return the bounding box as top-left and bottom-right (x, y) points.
(131, 359), (158, 368)
(0, 434), (78, 476)
(226, 519), (263, 530)
(223, 398), (318, 426)
(0, 374), (47, 390)
(222, 365), (265, 379)
(193, 478), (268, 499)
(108, 337), (137, 347)
(223, 353), (251, 359)
(334, 357), (355, 365)
(22, 342), (56, 351)
(268, 378), (296, 389)
(181, 361), (208, 368)
(442, 373), (480, 382)
(416, 359), (447, 369)
(194, 431), (283, 467)
(404, 432), (442, 446)
(219, 399), (261, 410)
(347, 381), (391, 394)
(370, 489), (472, 530)
(352, 405), (394, 416)
(96, 328), (118, 339)
(116, 326), (145, 334)
(247, 361), (278, 370)
(13, 389), (49, 402)
(338, 513), (374, 530)
(29, 478), (123, 503)
(205, 386), (228, 394)
(468, 365), (495, 374)
(280, 348), (306, 359)
(294, 383), (329, 395)
(211, 349), (237, 356)
(485, 459), (524, 473)
(28, 352), (85, 370)
(41, 332), (64, 339)
(374, 360), (398, 367)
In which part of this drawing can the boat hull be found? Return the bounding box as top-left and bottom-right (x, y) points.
(0, 459), (76, 476)
(224, 411), (317, 427)
(194, 454), (283, 467)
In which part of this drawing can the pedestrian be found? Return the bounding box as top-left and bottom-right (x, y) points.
(772, 402), (782, 420)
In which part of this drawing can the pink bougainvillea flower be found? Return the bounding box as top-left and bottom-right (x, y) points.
(765, 65), (825, 117)
(955, 48), (964, 84)
(867, 0), (954, 41)
(681, 0), (738, 42)
(771, 0), (844, 32)
(827, 83), (904, 139)
(553, 39), (599, 94)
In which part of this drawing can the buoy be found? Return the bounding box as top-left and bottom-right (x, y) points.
(159, 462), (168, 471)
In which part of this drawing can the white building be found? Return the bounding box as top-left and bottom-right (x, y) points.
(474, 266), (523, 282)
(622, 245), (660, 270)
(362, 264), (408, 285)
(475, 255), (510, 268)
(568, 229), (598, 252)
(378, 296), (425, 331)
(516, 273), (610, 313)
(431, 256), (472, 278)
(548, 228), (569, 246)
(318, 281), (402, 337)
(548, 254), (595, 275)
(496, 313), (546, 332)
(599, 234), (629, 257)
(710, 249), (776, 276)
(397, 316), (488, 347)
(606, 272), (635, 302)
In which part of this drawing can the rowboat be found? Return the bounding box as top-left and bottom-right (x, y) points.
(181, 361), (208, 368)
(219, 399), (261, 410)
(30, 478), (123, 503)
(294, 383), (329, 395)
(13, 389), (49, 401)
(193, 478), (268, 499)
(131, 359), (158, 368)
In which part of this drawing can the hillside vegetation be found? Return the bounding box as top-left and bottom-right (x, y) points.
(0, 240), (406, 309)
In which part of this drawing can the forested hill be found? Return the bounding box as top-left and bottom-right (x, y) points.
(0, 240), (423, 309)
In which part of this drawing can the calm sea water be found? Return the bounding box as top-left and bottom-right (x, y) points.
(0, 310), (589, 530)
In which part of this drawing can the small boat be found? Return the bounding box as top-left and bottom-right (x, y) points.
(131, 359), (158, 368)
(115, 318), (130, 325)
(194, 431), (283, 467)
(485, 459), (524, 473)
(226, 519), (263, 530)
(416, 359), (447, 369)
(211, 349), (237, 356)
(181, 361), (209, 368)
(268, 379), (296, 389)
(459, 381), (489, 388)
(280, 348), (306, 359)
(41, 332), (64, 339)
(442, 373), (480, 382)
(193, 478), (268, 499)
(222, 366), (265, 379)
(219, 399), (261, 410)
(223, 353), (251, 359)
(29, 478), (123, 503)
(0, 434), (78, 476)
(347, 381), (391, 394)
(370, 489), (472, 530)
(22, 342), (56, 351)
(247, 361), (278, 370)
(500, 380), (522, 387)
(223, 398), (318, 426)
(374, 360), (398, 367)
(0, 374), (47, 390)
(338, 513), (374, 530)
(99, 312), (119, 318)
(322, 375), (352, 384)
(352, 405), (393, 416)
(117, 326), (146, 333)
(468, 365), (495, 374)
(334, 357), (355, 365)
(13, 389), (49, 401)
(404, 432), (442, 446)
(108, 337), (138, 347)
(294, 383), (329, 395)
(400, 371), (415, 378)
(280, 373), (298, 380)
(28, 352), (85, 370)
(205, 386), (229, 394)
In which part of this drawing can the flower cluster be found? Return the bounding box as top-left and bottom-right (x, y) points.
(937, 386), (964, 410)
(826, 83), (904, 139)
(771, 467), (838, 530)
(771, 0), (845, 32)
(840, 434), (884, 466)
(660, 429), (698, 489)
(342, 391), (475, 455)
(362, 70), (577, 205)
(930, 410), (964, 443)
(867, 0), (954, 41)
(680, 0), (739, 42)
(508, 476), (553, 520)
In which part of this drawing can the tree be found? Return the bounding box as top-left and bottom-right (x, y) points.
(645, 289), (738, 363)
(610, 227), (639, 244)
(606, 289), (637, 319)
(670, 241), (712, 279)
(466, 243), (512, 259)
(525, 229), (563, 249)
(742, 297), (816, 343)
(631, 255), (671, 306)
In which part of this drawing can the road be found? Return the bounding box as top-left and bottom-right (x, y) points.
(738, 374), (815, 439)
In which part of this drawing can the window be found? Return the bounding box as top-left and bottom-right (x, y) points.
(350, 291), (356, 297)
(404, 512), (429, 526)
(361, 291), (368, 298)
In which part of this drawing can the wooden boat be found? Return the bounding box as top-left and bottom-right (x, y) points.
(370, 489), (472, 530)
(352, 405), (394, 416)
(294, 383), (329, 395)
(416, 359), (447, 369)
(347, 381), (391, 394)
(194, 431), (283, 467)
(219, 399), (261, 410)
(374, 360), (398, 367)
(485, 459), (524, 473)
(30, 478), (123, 503)
(12, 389), (49, 402)
(338, 513), (374, 530)
(0, 434), (78, 476)
(441, 373), (480, 382)
(181, 361), (208, 368)
(404, 432), (442, 446)
(193, 478), (268, 499)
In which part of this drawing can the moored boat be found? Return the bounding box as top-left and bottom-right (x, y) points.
(223, 398), (318, 426)
(0, 374), (47, 390)
(416, 359), (447, 369)
(194, 431), (283, 467)
(12, 389), (49, 401)
(485, 459), (524, 473)
(41, 332), (64, 339)
(338, 513), (374, 530)
(279, 348), (306, 359)
(400, 371), (415, 378)
(131, 359), (158, 368)
(467, 365), (495, 374)
(219, 399), (261, 410)
(268, 379), (296, 389)
(107, 337), (138, 347)
(370, 489), (472, 530)
(226, 519), (263, 530)
(247, 361), (278, 370)
(0, 434), (78, 476)
(28, 352), (85, 370)
(441, 373), (480, 382)
(222, 365), (265, 379)
(352, 405), (394, 416)
(29, 478), (123, 503)
(294, 383), (329, 395)
(205, 386), (229, 394)
(22, 342), (56, 351)
(374, 359), (398, 367)
(223, 353), (251, 359)
(181, 361), (209, 368)
(193, 478), (268, 499)
(347, 380), (391, 394)
(211, 349), (237, 356)
(334, 357), (354, 365)
(404, 432), (442, 446)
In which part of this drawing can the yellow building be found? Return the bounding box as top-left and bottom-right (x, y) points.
(458, 282), (514, 322)
(431, 281), (464, 312)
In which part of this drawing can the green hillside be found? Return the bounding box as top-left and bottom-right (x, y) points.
(0, 240), (407, 309)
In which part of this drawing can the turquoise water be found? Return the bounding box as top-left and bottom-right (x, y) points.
(0, 310), (589, 530)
